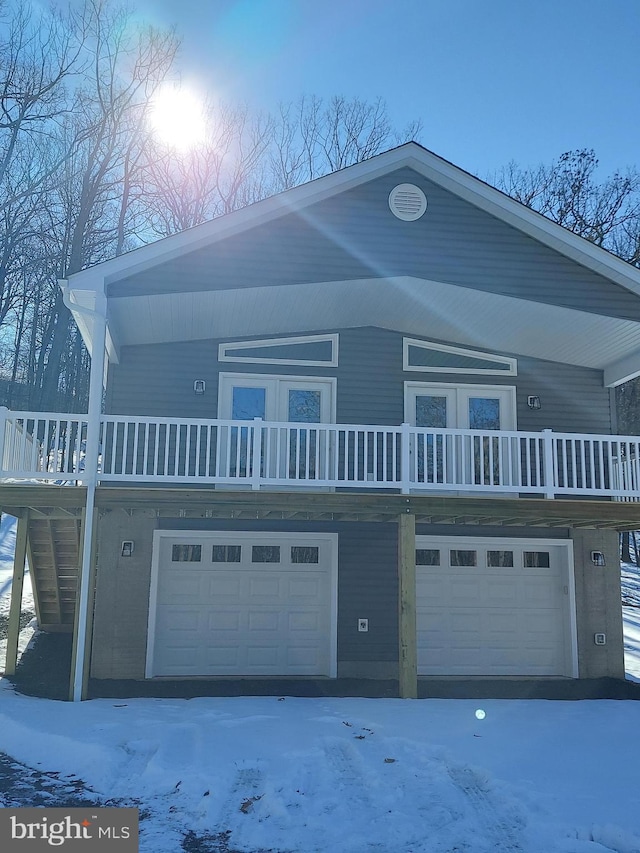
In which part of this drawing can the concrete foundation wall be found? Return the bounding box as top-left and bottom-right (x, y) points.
(91, 510), (157, 679)
(571, 528), (624, 679)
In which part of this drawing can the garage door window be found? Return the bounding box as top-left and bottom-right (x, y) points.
(172, 544), (201, 561)
(487, 550), (514, 567)
(524, 551), (551, 568)
(252, 545), (281, 562)
(291, 546), (319, 563)
(416, 548), (440, 566)
(212, 545), (242, 562)
(450, 549), (477, 567)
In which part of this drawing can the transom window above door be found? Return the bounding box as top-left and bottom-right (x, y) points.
(403, 338), (517, 375)
(219, 373), (336, 424)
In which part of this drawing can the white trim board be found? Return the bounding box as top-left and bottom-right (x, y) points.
(218, 334), (339, 367)
(403, 337), (517, 375)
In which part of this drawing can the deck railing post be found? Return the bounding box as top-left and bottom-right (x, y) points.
(400, 423), (411, 494)
(251, 417), (262, 490)
(543, 428), (555, 499)
(0, 406), (8, 476)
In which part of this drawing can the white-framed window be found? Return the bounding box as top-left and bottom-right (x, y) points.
(218, 373), (336, 424)
(403, 338), (516, 376)
(404, 382), (517, 430)
(218, 334), (339, 368)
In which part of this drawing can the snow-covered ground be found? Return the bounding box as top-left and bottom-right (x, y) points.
(621, 559), (640, 682)
(1, 517), (640, 852)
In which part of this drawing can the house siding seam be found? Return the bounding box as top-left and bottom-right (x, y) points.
(107, 167), (640, 324)
(106, 326), (611, 435)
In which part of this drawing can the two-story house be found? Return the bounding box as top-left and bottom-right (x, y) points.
(2, 143), (640, 701)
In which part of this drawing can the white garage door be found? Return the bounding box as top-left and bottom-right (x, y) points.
(148, 532), (337, 677)
(416, 536), (575, 676)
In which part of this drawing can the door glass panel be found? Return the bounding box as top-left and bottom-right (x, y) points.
(288, 389), (321, 423)
(232, 386), (266, 420)
(468, 397), (500, 430)
(415, 395), (448, 428)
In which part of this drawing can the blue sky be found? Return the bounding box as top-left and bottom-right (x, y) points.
(137, 0), (639, 180)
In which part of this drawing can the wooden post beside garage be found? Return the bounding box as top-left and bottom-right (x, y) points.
(398, 512), (418, 698)
(4, 512), (29, 676)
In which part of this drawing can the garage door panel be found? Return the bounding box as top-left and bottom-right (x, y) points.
(247, 646), (280, 668)
(288, 576), (324, 598)
(205, 647), (241, 668)
(156, 606), (202, 632)
(486, 577), (520, 604)
(449, 578), (483, 604)
(207, 575), (242, 599)
(287, 647), (322, 668)
(247, 610), (280, 631)
(288, 610), (322, 631)
(151, 534), (335, 677)
(158, 571), (204, 602)
(523, 578), (560, 605)
(417, 537), (572, 676)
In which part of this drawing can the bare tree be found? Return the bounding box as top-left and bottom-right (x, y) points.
(494, 150), (640, 264)
(268, 95), (423, 191)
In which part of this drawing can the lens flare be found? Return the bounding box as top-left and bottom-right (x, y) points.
(149, 84), (206, 151)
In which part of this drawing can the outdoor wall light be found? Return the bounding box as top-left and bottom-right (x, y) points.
(193, 379), (206, 394)
(591, 550), (605, 566)
(527, 395), (541, 409)
(121, 540), (134, 557)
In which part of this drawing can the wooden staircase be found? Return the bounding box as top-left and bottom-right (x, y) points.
(27, 517), (81, 632)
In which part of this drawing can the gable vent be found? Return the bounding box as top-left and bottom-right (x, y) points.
(388, 183), (427, 221)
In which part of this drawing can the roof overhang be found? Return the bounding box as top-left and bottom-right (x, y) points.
(98, 276), (640, 386)
(63, 142), (640, 383)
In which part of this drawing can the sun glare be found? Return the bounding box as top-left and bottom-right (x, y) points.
(149, 85), (207, 151)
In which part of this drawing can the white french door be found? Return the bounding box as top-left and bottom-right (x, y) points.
(405, 383), (516, 431)
(218, 374), (336, 482)
(404, 383), (517, 489)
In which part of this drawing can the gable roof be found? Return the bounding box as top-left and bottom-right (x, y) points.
(64, 142), (640, 385)
(69, 141), (640, 296)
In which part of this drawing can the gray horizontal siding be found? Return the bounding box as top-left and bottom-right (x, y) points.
(107, 326), (612, 435)
(108, 167), (640, 323)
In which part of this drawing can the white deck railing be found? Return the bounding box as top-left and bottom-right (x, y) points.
(1, 408), (640, 499)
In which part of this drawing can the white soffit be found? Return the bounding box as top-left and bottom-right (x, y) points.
(105, 276), (640, 381)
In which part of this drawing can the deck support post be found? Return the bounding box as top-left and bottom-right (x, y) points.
(397, 512), (418, 698)
(4, 512), (29, 676)
(69, 289), (107, 701)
